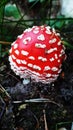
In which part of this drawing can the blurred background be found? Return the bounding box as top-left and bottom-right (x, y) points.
(0, 0), (73, 42)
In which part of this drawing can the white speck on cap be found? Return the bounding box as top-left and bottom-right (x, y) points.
(32, 26), (39, 30)
(35, 43), (46, 48)
(9, 55), (12, 62)
(14, 44), (18, 49)
(61, 49), (65, 55)
(45, 26), (51, 30)
(46, 48), (57, 54)
(9, 48), (12, 53)
(41, 58), (47, 62)
(11, 65), (16, 71)
(24, 28), (32, 33)
(55, 54), (58, 59)
(59, 54), (62, 57)
(23, 37), (31, 44)
(11, 41), (15, 46)
(63, 45), (66, 50)
(21, 60), (27, 65)
(23, 39), (27, 45)
(38, 56), (47, 62)
(15, 50), (19, 55)
(33, 71), (40, 76)
(58, 69), (62, 74)
(45, 30), (52, 34)
(17, 34), (24, 39)
(28, 56), (35, 60)
(56, 33), (60, 36)
(37, 34), (45, 41)
(49, 38), (57, 44)
(45, 26), (51, 34)
(44, 66), (51, 71)
(19, 66), (26, 70)
(12, 55), (16, 59)
(33, 65), (41, 71)
(28, 63), (33, 68)
(16, 59), (21, 64)
(52, 74), (58, 77)
(58, 59), (60, 63)
(52, 28), (56, 33)
(33, 30), (39, 34)
(50, 57), (55, 62)
(57, 41), (61, 46)
(21, 50), (29, 56)
(52, 67), (58, 71)
(46, 73), (51, 77)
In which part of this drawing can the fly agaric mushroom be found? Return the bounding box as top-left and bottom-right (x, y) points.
(9, 25), (66, 84)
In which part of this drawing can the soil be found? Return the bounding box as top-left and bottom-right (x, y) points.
(0, 47), (73, 130)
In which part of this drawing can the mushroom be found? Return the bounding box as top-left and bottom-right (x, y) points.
(9, 25), (66, 84)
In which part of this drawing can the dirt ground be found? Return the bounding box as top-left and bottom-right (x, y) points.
(0, 46), (73, 130)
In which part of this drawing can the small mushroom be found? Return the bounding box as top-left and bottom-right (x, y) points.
(9, 25), (66, 84)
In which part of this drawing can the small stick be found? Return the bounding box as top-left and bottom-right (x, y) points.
(13, 98), (61, 107)
(0, 41), (11, 45)
(43, 109), (48, 130)
(7, 71), (20, 82)
(0, 84), (11, 98)
(62, 41), (73, 49)
(0, 96), (6, 119)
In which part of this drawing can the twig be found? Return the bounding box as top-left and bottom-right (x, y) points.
(13, 98), (61, 107)
(30, 110), (40, 129)
(0, 84), (11, 99)
(0, 41), (11, 45)
(7, 71), (20, 82)
(62, 41), (73, 50)
(43, 109), (48, 130)
(0, 96), (6, 119)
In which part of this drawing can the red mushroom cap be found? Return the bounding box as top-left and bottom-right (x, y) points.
(9, 25), (66, 84)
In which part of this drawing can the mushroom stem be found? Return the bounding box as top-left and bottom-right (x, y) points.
(62, 41), (73, 49)
(22, 78), (31, 85)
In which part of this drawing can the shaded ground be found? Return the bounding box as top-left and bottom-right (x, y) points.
(0, 47), (73, 130)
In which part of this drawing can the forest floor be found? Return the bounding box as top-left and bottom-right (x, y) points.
(0, 46), (73, 130)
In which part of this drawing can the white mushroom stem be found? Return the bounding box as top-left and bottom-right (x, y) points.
(22, 78), (30, 85)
